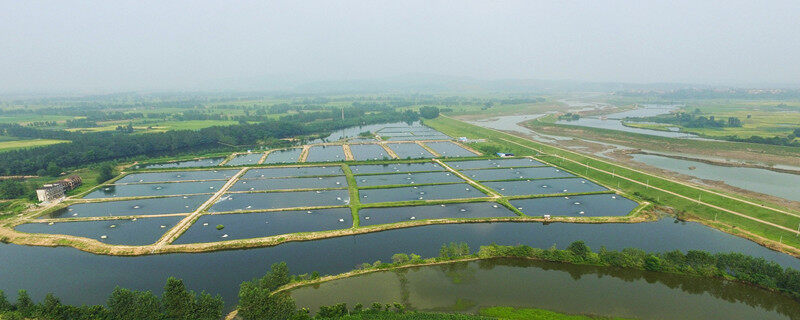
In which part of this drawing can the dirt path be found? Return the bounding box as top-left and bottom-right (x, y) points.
(154, 167), (248, 249)
(433, 159), (500, 198)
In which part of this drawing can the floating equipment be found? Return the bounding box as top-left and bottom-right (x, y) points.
(339, 218), (345, 222)
(459, 208), (467, 212)
(307, 211), (312, 213)
(221, 234), (228, 238)
(203, 223), (208, 226)
(132, 218), (137, 221)
(110, 225), (116, 228)
(574, 202), (581, 205)
(364, 216), (370, 220)
(133, 205), (140, 209)
(579, 211), (585, 215)
(160, 225), (166, 228)
(72, 213), (78, 216)
(100, 235), (107, 239)
(612, 196), (617, 199)
(410, 216), (416, 220)
(183, 196), (188, 199)
(492, 205), (498, 208)
(48, 222), (54, 225)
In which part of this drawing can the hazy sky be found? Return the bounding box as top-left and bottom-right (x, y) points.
(2, 0), (800, 92)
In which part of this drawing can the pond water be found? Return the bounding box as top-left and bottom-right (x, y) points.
(386, 143), (434, 159)
(139, 157), (225, 169)
(174, 208), (353, 244)
(115, 169), (238, 184)
(359, 184), (488, 203)
(460, 166), (575, 181)
(289, 259), (800, 320)
(40, 195), (209, 218)
(228, 176), (347, 192)
(356, 171), (463, 187)
(484, 178), (608, 196)
(263, 149), (302, 164)
(209, 190), (350, 212)
(350, 163), (444, 174)
(446, 158), (545, 169)
(305, 145), (346, 162)
(241, 166), (343, 179)
(632, 153), (800, 202)
(556, 105), (699, 139)
(224, 153), (263, 166)
(84, 180), (227, 199)
(311, 122), (415, 144)
(359, 202), (516, 226)
(510, 193), (637, 217)
(15, 216), (182, 245)
(350, 144), (392, 161)
(2, 219), (799, 309)
(424, 141), (477, 157)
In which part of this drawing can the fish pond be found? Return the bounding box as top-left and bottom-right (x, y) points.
(138, 157), (225, 169)
(460, 166), (574, 181)
(349, 144), (392, 161)
(386, 143), (434, 159)
(424, 141), (477, 157)
(174, 208), (353, 244)
(510, 193), (637, 217)
(228, 176), (347, 192)
(359, 202), (516, 226)
(359, 184), (487, 203)
(446, 158), (546, 169)
(306, 145), (346, 162)
(241, 166), (343, 179)
(350, 162), (444, 174)
(115, 169), (238, 184)
(356, 171), (463, 187)
(263, 149), (302, 164)
(40, 195), (209, 218)
(84, 180), (227, 199)
(15, 216), (182, 245)
(224, 153), (263, 166)
(209, 190), (350, 212)
(485, 178), (608, 196)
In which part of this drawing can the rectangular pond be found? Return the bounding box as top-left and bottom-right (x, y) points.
(359, 202), (516, 226)
(511, 193), (638, 217)
(138, 157), (225, 169)
(174, 208), (353, 244)
(306, 145), (346, 162)
(228, 176), (347, 192)
(460, 166), (575, 181)
(263, 149), (302, 164)
(40, 195), (209, 219)
(484, 178), (608, 196)
(241, 166), (343, 179)
(14, 216), (183, 245)
(350, 162), (444, 174)
(115, 169), (238, 184)
(209, 190), (350, 212)
(423, 141), (477, 157)
(224, 153), (263, 166)
(84, 180), (227, 199)
(359, 183), (487, 203)
(447, 158), (546, 169)
(349, 144), (392, 161)
(386, 143), (434, 159)
(356, 171), (463, 187)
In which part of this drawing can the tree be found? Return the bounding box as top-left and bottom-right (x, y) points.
(45, 161), (62, 177)
(16, 290), (35, 318)
(39, 293), (65, 320)
(567, 241), (590, 260)
(391, 253), (410, 264)
(192, 291), (224, 320)
(0, 290), (10, 311)
(794, 128), (800, 137)
(419, 106), (440, 119)
(0, 180), (25, 199)
(644, 255), (663, 271)
(260, 262), (291, 292)
(237, 281), (296, 320)
(97, 163), (115, 184)
(163, 277), (193, 320)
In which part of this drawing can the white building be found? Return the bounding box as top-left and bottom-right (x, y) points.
(36, 184), (65, 203)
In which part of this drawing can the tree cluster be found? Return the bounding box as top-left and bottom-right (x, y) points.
(0, 277), (222, 320)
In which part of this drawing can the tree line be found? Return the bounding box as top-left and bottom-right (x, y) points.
(0, 107), (419, 175)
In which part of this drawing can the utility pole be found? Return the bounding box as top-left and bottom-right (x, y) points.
(341, 107), (345, 120)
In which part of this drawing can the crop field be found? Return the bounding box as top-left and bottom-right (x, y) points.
(0, 138), (70, 152)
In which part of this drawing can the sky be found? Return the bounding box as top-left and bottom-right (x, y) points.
(1, 0), (800, 93)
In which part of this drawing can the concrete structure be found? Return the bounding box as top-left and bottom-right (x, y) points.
(36, 184), (65, 202)
(497, 153), (515, 158)
(56, 175), (82, 191)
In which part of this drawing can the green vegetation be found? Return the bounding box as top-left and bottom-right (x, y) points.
(479, 307), (629, 320)
(0, 138), (70, 152)
(216, 224), (225, 230)
(0, 277), (222, 320)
